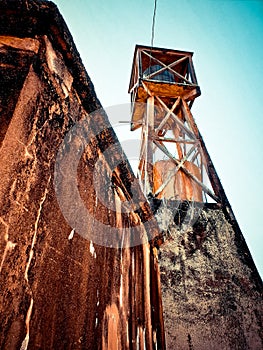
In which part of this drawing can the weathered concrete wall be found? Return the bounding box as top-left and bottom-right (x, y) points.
(0, 1), (165, 349)
(1, 2), (262, 350)
(154, 200), (263, 349)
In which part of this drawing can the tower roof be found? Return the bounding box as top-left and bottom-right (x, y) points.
(129, 44), (194, 93)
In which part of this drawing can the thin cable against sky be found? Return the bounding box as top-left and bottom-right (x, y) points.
(151, 0), (157, 48)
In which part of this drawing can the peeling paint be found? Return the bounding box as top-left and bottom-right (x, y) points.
(0, 241), (17, 274)
(68, 228), (75, 240)
(24, 176), (51, 283)
(119, 274), (123, 307)
(0, 217), (16, 274)
(17, 139), (33, 159)
(89, 241), (96, 258)
(102, 303), (120, 350)
(20, 298), (34, 350)
(0, 216), (10, 241)
(44, 36), (73, 98)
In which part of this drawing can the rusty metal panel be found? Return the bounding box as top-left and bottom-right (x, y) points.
(153, 160), (202, 202)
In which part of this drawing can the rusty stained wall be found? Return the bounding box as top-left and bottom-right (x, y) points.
(154, 201), (263, 350)
(0, 1), (165, 349)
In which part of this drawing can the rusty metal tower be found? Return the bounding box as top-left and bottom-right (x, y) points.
(128, 45), (227, 205)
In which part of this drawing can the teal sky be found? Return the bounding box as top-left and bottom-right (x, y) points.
(54, 0), (263, 278)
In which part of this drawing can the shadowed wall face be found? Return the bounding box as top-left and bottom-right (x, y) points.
(155, 200), (263, 350)
(0, 2), (164, 349)
(0, 36), (37, 147)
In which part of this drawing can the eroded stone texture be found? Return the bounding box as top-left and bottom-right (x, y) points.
(0, 1), (164, 349)
(155, 201), (263, 349)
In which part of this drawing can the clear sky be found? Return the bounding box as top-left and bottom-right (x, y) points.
(54, 0), (263, 278)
